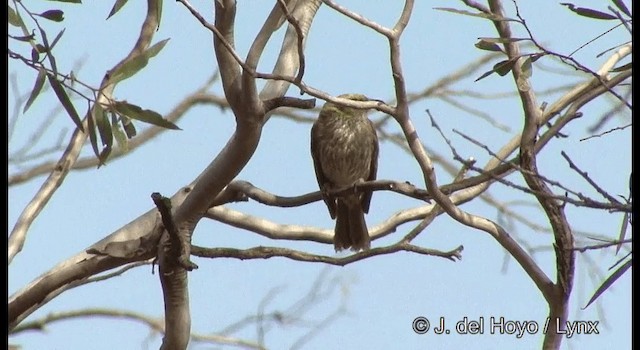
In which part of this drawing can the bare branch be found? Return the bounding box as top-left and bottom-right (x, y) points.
(573, 239), (632, 253)
(12, 308), (266, 350)
(561, 151), (623, 205)
(191, 243), (463, 264)
(322, 0), (392, 36)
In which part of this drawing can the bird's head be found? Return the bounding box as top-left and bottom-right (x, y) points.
(320, 93), (372, 119)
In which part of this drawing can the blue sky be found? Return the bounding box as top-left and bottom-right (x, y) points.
(8, 1), (631, 349)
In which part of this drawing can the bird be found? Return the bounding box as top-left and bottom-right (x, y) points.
(310, 93), (379, 251)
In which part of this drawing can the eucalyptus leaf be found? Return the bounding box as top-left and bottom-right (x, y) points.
(44, 0), (82, 3)
(434, 7), (517, 22)
(611, 0), (631, 17)
(23, 68), (47, 113)
(108, 38), (169, 85)
(583, 258), (631, 309)
(47, 74), (84, 131)
(39, 10), (64, 22)
(113, 101), (180, 130)
(107, 0), (130, 20)
(474, 39), (504, 53)
(560, 3), (617, 20)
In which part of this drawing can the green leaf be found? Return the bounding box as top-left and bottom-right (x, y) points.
(477, 37), (530, 44)
(583, 258), (631, 309)
(50, 29), (66, 50)
(615, 212), (629, 254)
(111, 113), (129, 151)
(23, 68), (48, 113)
(39, 10), (64, 22)
(474, 69), (496, 82)
(95, 103), (113, 149)
(474, 58), (519, 82)
(113, 101), (180, 130)
(107, 0), (130, 20)
(108, 38), (170, 85)
(494, 58), (518, 76)
(433, 7), (517, 22)
(87, 105), (102, 163)
(610, 62), (632, 72)
(121, 116), (137, 138)
(38, 28), (59, 74)
(8, 5), (24, 27)
(155, 0), (163, 30)
(44, 0), (82, 3)
(31, 48), (40, 63)
(47, 74), (84, 131)
(474, 39), (503, 53)
(611, 0), (631, 17)
(560, 3), (617, 20)
(99, 145), (112, 164)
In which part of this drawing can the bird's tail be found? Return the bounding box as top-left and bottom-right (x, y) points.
(334, 199), (371, 251)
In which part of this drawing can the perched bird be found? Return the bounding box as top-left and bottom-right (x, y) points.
(310, 93), (379, 251)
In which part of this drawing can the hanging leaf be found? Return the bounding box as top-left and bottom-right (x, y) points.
(615, 212), (629, 254)
(583, 258), (631, 309)
(50, 29), (66, 50)
(47, 74), (84, 131)
(38, 28), (59, 73)
(474, 39), (504, 53)
(433, 7), (517, 22)
(494, 58), (518, 76)
(94, 103), (113, 149)
(560, 3), (617, 20)
(39, 10), (64, 22)
(475, 69), (496, 82)
(475, 58), (519, 82)
(611, 0), (631, 17)
(23, 68), (48, 113)
(87, 105), (101, 163)
(111, 113), (129, 151)
(121, 116), (137, 138)
(108, 38), (170, 85)
(31, 48), (40, 63)
(107, 0), (130, 19)
(113, 101), (180, 130)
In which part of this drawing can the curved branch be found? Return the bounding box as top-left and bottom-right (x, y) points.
(8, 186), (191, 330)
(204, 203), (444, 245)
(11, 308), (265, 350)
(260, 0), (322, 101)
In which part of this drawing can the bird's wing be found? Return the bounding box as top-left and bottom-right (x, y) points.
(311, 122), (337, 219)
(361, 119), (379, 214)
